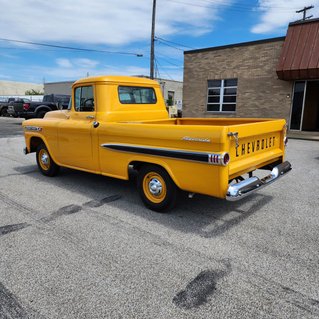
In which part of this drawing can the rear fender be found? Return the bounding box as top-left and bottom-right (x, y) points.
(129, 158), (182, 190)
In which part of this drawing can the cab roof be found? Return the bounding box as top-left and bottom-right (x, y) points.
(73, 75), (160, 87)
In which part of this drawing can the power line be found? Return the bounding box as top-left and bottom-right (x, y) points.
(156, 54), (183, 68)
(155, 58), (175, 81)
(156, 53), (183, 65)
(0, 38), (143, 57)
(165, 0), (302, 12)
(200, 0), (301, 10)
(155, 36), (195, 50)
(156, 38), (184, 51)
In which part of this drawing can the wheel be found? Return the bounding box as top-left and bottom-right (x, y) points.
(37, 110), (47, 118)
(36, 143), (60, 177)
(137, 165), (177, 212)
(0, 107), (8, 117)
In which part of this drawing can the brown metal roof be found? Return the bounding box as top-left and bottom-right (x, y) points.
(277, 19), (319, 80)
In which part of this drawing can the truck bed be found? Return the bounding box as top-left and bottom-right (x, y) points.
(114, 117), (287, 186)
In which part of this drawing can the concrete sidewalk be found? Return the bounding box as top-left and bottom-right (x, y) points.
(288, 130), (319, 141)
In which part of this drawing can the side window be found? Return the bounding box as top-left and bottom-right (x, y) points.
(74, 86), (94, 112)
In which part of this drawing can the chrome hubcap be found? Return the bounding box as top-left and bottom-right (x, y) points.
(149, 178), (163, 196)
(41, 153), (49, 165)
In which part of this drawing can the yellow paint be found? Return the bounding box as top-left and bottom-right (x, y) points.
(143, 172), (167, 204)
(22, 75), (288, 199)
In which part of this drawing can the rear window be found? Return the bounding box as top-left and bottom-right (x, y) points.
(118, 86), (157, 104)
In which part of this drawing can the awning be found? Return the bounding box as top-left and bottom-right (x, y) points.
(276, 19), (319, 80)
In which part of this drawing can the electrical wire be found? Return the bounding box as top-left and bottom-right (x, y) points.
(0, 38), (143, 57)
(156, 38), (184, 51)
(164, 0), (301, 12)
(155, 36), (195, 50)
(199, 0), (301, 10)
(156, 54), (183, 69)
(155, 57), (175, 81)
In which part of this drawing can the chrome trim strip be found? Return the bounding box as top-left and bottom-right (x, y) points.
(101, 143), (227, 166)
(24, 126), (42, 132)
(226, 161), (292, 201)
(182, 136), (211, 143)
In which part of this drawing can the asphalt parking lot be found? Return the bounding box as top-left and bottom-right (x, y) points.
(0, 117), (319, 319)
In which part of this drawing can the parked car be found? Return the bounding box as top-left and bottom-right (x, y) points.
(0, 97), (16, 117)
(8, 94), (70, 119)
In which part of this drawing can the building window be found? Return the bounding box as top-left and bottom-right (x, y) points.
(207, 78), (237, 112)
(167, 91), (175, 106)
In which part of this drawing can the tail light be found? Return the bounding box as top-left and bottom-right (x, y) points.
(23, 103), (30, 111)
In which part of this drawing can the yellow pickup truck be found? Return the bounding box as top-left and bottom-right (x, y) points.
(22, 76), (291, 211)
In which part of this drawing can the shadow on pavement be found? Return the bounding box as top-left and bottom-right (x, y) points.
(13, 164), (273, 238)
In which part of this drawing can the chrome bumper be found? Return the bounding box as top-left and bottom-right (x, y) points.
(226, 161), (292, 201)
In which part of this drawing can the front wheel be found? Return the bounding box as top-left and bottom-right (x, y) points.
(1, 107), (8, 117)
(36, 143), (60, 177)
(37, 110), (47, 118)
(137, 165), (177, 212)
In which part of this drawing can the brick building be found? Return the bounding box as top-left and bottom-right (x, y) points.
(183, 18), (319, 133)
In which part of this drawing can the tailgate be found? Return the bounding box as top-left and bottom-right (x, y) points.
(227, 119), (286, 178)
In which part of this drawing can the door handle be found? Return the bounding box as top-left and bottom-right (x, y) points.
(86, 115), (94, 119)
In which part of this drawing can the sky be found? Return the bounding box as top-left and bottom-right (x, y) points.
(0, 0), (318, 84)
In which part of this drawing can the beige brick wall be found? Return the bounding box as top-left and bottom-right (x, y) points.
(183, 39), (293, 122)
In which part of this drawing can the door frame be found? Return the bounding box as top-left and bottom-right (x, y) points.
(289, 80), (307, 131)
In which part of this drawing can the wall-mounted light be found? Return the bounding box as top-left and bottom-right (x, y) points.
(286, 94), (291, 99)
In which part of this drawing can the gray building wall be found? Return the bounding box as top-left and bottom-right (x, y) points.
(0, 81), (43, 95)
(183, 38), (293, 122)
(158, 79), (183, 105)
(44, 81), (73, 95)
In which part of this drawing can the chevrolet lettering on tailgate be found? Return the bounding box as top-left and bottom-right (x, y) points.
(236, 136), (276, 157)
(22, 75), (291, 212)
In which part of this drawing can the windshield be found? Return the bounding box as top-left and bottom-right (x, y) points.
(68, 97), (72, 110)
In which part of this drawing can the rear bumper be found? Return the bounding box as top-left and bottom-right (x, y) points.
(226, 161), (292, 201)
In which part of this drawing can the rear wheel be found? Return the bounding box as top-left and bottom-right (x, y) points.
(36, 143), (60, 176)
(137, 165), (177, 212)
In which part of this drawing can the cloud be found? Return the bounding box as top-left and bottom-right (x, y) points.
(0, 0), (232, 46)
(56, 58), (73, 68)
(0, 0), (233, 83)
(251, 0), (319, 34)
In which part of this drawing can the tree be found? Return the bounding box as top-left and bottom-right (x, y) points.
(25, 89), (44, 95)
(166, 96), (174, 106)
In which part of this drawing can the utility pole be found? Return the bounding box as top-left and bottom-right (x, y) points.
(296, 5), (314, 21)
(150, 0), (156, 79)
